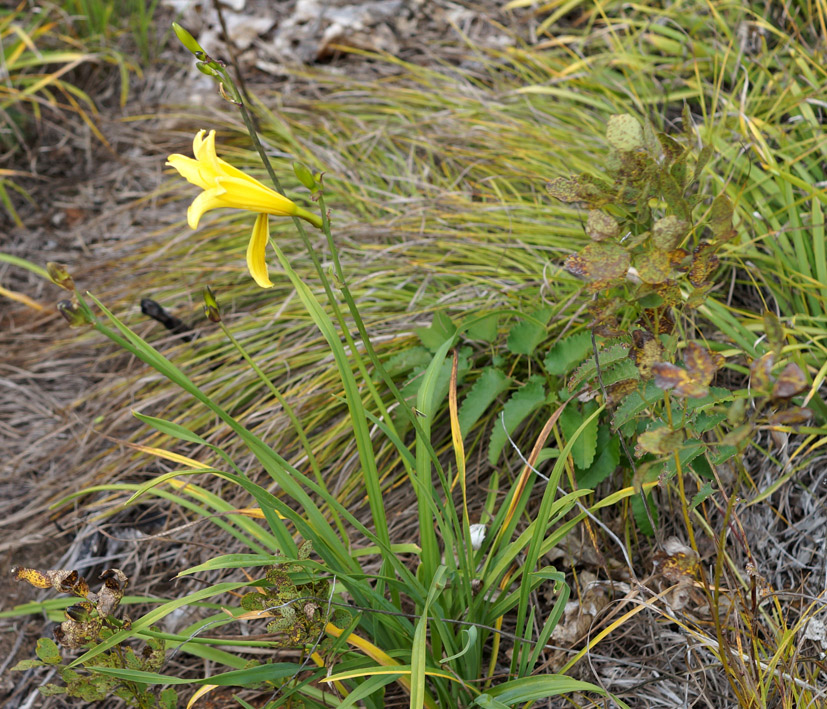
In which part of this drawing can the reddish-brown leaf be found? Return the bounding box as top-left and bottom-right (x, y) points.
(683, 342), (723, 385)
(750, 352), (775, 393)
(652, 362), (709, 398)
(768, 407), (813, 425)
(771, 362), (807, 399)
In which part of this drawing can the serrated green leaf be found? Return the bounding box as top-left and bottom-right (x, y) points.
(458, 367), (511, 437)
(660, 440), (706, 479)
(507, 307), (552, 355)
(560, 401), (599, 469)
(544, 331), (592, 376)
(415, 311), (457, 352)
(465, 313), (500, 342)
(611, 381), (662, 429)
(690, 482), (716, 510)
(600, 359), (640, 387)
(382, 346), (433, 378)
(488, 376), (546, 464)
(577, 426), (619, 488)
(684, 386), (733, 411)
(568, 343), (631, 389)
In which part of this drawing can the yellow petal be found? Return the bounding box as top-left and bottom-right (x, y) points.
(187, 186), (228, 229)
(167, 154), (212, 190)
(217, 176), (298, 216)
(247, 214), (274, 288)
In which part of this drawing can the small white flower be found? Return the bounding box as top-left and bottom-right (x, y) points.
(469, 524), (487, 550)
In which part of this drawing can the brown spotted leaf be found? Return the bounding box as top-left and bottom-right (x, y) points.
(657, 133), (685, 164)
(565, 242), (630, 289)
(547, 175), (612, 205)
(683, 342), (723, 385)
(12, 568), (90, 597)
(652, 216), (690, 250)
(771, 362), (807, 399)
(688, 241), (719, 287)
(586, 210), (620, 241)
(653, 281), (682, 307)
(639, 306), (675, 335)
(652, 362), (710, 398)
(750, 352), (775, 393)
(96, 569), (127, 616)
(637, 427), (684, 455)
(768, 407), (813, 425)
(636, 248), (673, 284)
(630, 329), (663, 379)
(606, 378), (640, 406)
(606, 113), (644, 152)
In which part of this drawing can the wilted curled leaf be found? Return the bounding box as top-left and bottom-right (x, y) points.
(12, 567), (90, 597)
(637, 426), (684, 455)
(652, 215), (689, 250)
(96, 568), (128, 616)
(750, 352), (774, 393)
(771, 362), (807, 400)
(564, 242), (630, 290)
(630, 329), (663, 379)
(586, 210), (619, 241)
(768, 406), (813, 425)
(606, 113), (644, 152)
(688, 241), (719, 287)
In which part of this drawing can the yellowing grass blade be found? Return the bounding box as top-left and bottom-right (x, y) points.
(186, 684), (217, 708)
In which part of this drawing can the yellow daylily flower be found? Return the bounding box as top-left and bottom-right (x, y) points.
(166, 129), (323, 288)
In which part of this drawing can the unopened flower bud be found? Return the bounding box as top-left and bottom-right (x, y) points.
(172, 22), (204, 55)
(203, 286), (221, 323)
(292, 162), (319, 192)
(196, 61), (222, 79)
(57, 299), (91, 328)
(47, 262), (75, 291)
